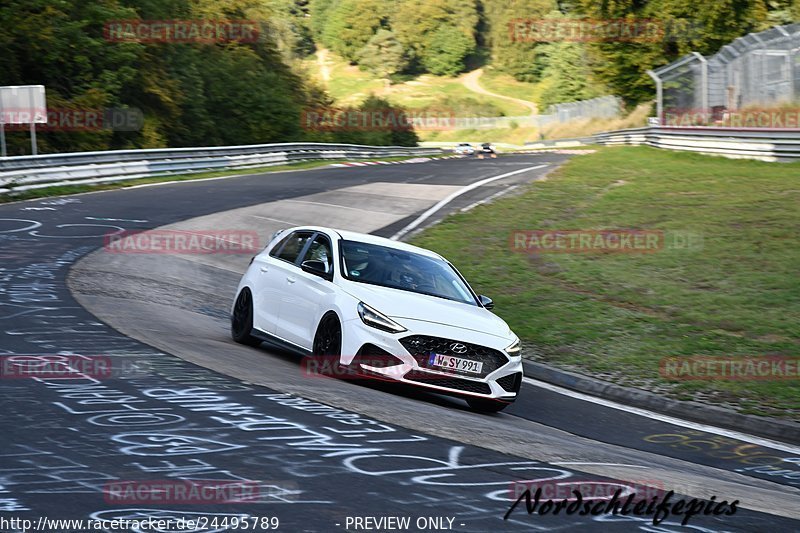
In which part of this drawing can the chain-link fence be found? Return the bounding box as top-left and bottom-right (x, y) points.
(546, 95), (623, 122)
(456, 95), (622, 129)
(649, 23), (800, 126)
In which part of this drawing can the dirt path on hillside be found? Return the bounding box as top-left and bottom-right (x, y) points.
(316, 48), (331, 84)
(462, 68), (537, 117)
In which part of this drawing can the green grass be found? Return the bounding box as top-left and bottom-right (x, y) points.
(479, 69), (543, 106)
(422, 125), (541, 145)
(410, 146), (800, 420)
(0, 155), (440, 204)
(308, 52), (531, 116)
(316, 54), (384, 106)
(308, 51), (648, 144)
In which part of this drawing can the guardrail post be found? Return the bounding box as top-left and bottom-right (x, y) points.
(0, 97), (5, 157)
(0, 121), (6, 158)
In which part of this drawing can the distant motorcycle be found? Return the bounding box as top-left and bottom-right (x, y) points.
(477, 143), (498, 159)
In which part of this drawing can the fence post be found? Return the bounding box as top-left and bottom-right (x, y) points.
(691, 52), (708, 121)
(647, 70), (663, 125)
(775, 25), (796, 102)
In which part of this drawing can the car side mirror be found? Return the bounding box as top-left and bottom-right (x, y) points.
(301, 260), (332, 281)
(479, 295), (494, 310)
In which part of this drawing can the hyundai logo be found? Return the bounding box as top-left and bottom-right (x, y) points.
(450, 343), (468, 354)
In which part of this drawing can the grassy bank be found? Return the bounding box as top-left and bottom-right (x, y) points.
(410, 147), (800, 419)
(306, 51), (534, 116)
(419, 103), (651, 144)
(478, 69), (542, 105)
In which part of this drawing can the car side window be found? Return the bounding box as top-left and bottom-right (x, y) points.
(302, 234), (333, 273)
(268, 233), (292, 258)
(272, 231), (312, 264)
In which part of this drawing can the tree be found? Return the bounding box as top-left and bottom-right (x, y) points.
(421, 25), (475, 76)
(0, 0), (360, 154)
(309, 0), (336, 40)
(572, 0), (771, 104)
(537, 42), (603, 108)
(391, 0), (478, 72)
(320, 0), (388, 62)
(357, 30), (408, 79)
(483, 0), (554, 82)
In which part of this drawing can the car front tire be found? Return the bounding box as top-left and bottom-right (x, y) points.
(312, 312), (342, 358)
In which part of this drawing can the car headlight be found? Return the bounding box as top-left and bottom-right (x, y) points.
(505, 338), (521, 356)
(357, 302), (407, 333)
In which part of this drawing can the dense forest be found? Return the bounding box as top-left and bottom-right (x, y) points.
(1, 0), (797, 154)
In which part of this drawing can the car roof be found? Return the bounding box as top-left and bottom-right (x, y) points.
(283, 226), (444, 260)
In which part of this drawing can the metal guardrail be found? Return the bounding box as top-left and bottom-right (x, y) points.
(1, 128), (796, 195)
(0, 143), (443, 194)
(521, 127), (800, 162)
(521, 137), (596, 149)
(593, 127), (800, 162)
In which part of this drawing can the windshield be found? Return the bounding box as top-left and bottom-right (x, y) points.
(340, 240), (477, 305)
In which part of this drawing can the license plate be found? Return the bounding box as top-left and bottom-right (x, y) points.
(428, 353), (483, 374)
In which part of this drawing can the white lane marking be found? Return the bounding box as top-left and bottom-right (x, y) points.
(460, 185), (520, 213)
(282, 199), (389, 215)
(250, 214), (300, 226)
(86, 216), (148, 223)
(124, 174), (242, 189)
(523, 376), (800, 454)
(390, 164), (548, 241)
(551, 462), (649, 468)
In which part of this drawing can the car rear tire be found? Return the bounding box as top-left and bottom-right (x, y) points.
(467, 397), (511, 413)
(231, 289), (261, 347)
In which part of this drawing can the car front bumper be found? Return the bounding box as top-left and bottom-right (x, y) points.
(341, 318), (523, 401)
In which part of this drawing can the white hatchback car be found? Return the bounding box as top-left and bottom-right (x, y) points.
(231, 227), (523, 412)
(453, 143), (475, 155)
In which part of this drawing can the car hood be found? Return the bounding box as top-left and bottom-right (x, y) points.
(340, 280), (512, 340)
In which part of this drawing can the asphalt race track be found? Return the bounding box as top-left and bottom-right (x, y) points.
(1, 154), (799, 532)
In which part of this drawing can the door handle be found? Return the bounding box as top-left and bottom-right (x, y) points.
(260, 266), (269, 273)
(286, 276), (296, 284)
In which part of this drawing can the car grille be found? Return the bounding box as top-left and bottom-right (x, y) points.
(404, 369), (492, 395)
(399, 335), (509, 378)
(496, 372), (522, 393)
